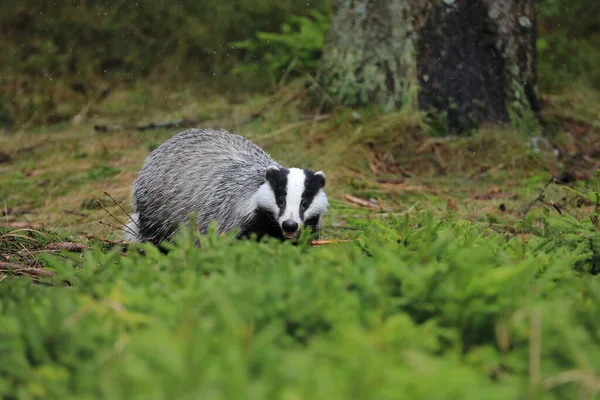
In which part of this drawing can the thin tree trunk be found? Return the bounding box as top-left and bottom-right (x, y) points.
(316, 0), (539, 134)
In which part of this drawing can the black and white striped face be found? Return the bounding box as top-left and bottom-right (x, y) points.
(256, 166), (329, 239)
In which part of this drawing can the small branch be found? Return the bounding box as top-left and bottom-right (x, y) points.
(344, 194), (380, 209)
(64, 209), (87, 217)
(104, 191), (139, 229)
(96, 200), (136, 236)
(309, 239), (351, 246)
(45, 242), (86, 253)
(0, 262), (56, 279)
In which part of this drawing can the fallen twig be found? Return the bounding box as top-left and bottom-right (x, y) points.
(64, 209), (87, 218)
(0, 262), (56, 280)
(45, 242), (86, 253)
(344, 194), (380, 209)
(309, 239), (351, 246)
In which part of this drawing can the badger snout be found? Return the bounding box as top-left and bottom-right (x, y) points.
(281, 219), (299, 239)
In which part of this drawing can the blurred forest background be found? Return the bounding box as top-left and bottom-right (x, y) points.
(1, 0), (600, 238)
(0, 0), (598, 128)
(4, 3), (600, 398)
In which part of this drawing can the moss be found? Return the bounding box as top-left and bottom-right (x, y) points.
(315, 0), (430, 112)
(318, 0), (539, 134)
(482, 0), (539, 120)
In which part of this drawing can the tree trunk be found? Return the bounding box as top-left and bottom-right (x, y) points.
(316, 0), (539, 134)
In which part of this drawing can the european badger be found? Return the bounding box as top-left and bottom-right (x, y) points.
(125, 128), (329, 246)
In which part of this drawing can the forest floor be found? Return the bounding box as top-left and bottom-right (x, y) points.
(2, 81), (600, 398)
(2, 81), (600, 243)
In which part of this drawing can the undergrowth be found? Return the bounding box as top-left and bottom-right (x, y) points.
(1, 1), (600, 397)
(2, 206), (600, 398)
(0, 0), (332, 126)
(1, 0), (598, 127)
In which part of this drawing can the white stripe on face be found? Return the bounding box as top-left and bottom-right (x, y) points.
(304, 190), (329, 220)
(279, 167), (305, 227)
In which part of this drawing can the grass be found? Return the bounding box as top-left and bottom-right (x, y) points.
(2, 81), (599, 240)
(2, 79), (600, 398)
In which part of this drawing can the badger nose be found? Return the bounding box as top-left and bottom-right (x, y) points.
(282, 220), (299, 233)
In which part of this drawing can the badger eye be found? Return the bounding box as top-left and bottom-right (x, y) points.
(300, 200), (308, 210)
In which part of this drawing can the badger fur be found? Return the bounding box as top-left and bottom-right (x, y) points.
(125, 128), (329, 246)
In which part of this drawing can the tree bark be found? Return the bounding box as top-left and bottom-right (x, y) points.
(316, 0), (539, 134)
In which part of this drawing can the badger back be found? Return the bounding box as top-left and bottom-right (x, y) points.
(131, 128), (283, 245)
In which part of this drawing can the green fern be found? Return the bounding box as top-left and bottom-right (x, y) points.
(231, 11), (330, 86)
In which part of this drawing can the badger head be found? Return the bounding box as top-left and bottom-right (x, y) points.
(256, 165), (329, 240)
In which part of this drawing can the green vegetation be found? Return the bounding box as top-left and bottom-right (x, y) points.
(537, 0), (600, 92)
(2, 0), (600, 398)
(2, 0), (598, 127)
(3, 205), (600, 398)
(0, 0), (332, 126)
(2, 79), (600, 397)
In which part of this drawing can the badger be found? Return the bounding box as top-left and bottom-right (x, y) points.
(125, 128), (329, 247)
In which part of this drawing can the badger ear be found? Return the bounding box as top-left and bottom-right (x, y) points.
(314, 171), (326, 188)
(265, 165), (280, 182)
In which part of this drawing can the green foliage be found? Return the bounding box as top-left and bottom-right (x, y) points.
(0, 0), (331, 125)
(231, 11), (331, 88)
(537, 0), (600, 91)
(0, 0), (597, 126)
(2, 210), (600, 398)
(522, 186), (600, 275)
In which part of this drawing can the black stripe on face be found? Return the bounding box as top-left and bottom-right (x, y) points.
(300, 169), (324, 219)
(265, 167), (289, 216)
